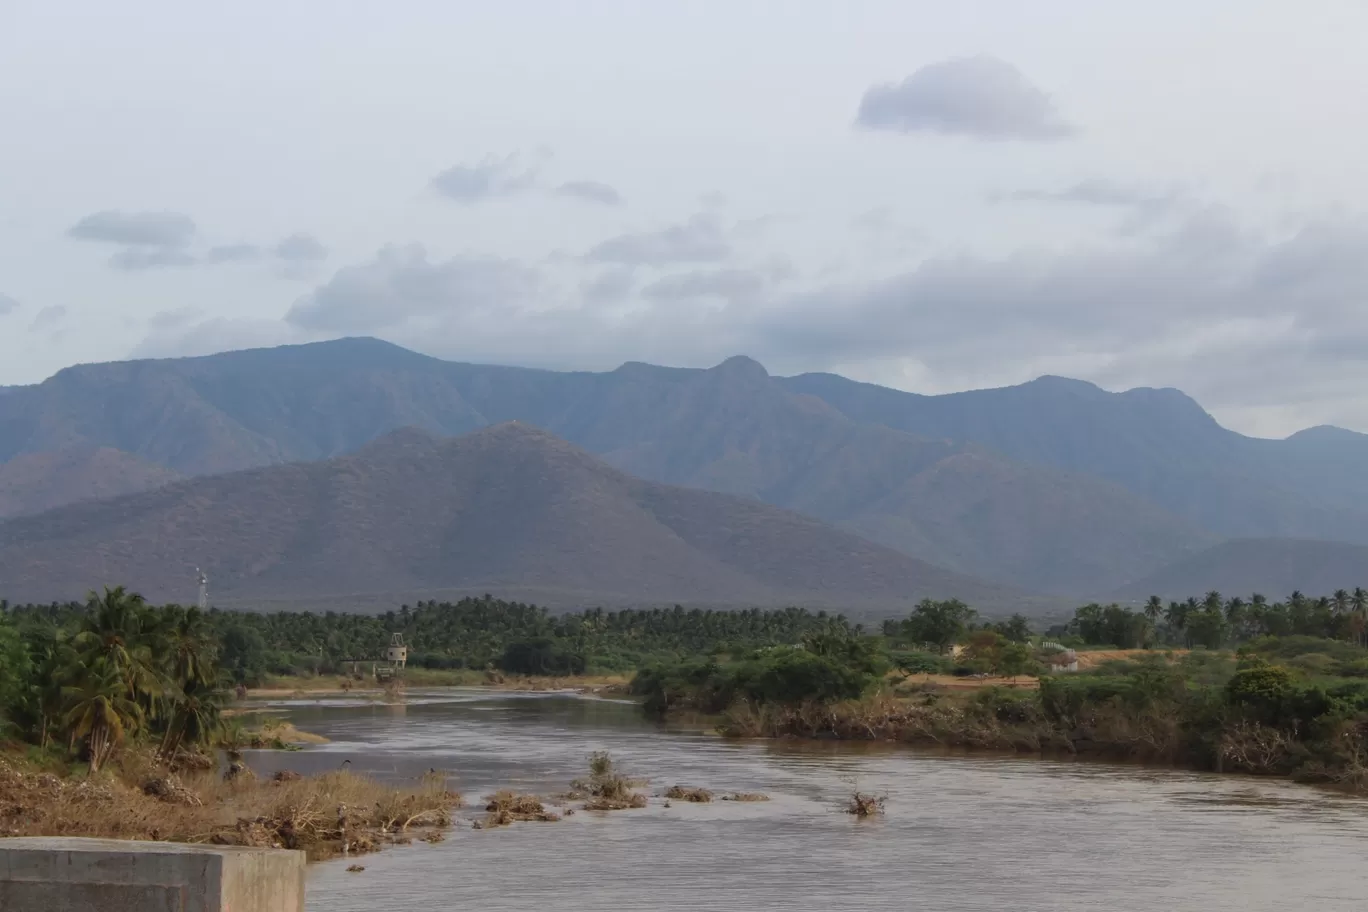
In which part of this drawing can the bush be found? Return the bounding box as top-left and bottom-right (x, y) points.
(497, 638), (587, 676)
(631, 646), (878, 715)
(731, 648), (875, 706)
(891, 651), (950, 677)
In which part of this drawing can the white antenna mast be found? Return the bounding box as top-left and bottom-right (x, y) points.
(196, 567), (208, 610)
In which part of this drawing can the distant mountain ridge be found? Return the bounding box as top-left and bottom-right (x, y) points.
(0, 423), (1031, 613)
(1110, 539), (1368, 601)
(778, 370), (1368, 540)
(0, 336), (1365, 599)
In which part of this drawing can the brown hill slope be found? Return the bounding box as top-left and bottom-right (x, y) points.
(0, 446), (181, 519)
(0, 424), (1034, 613)
(1108, 538), (1368, 601)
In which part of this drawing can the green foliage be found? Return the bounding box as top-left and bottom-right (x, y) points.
(1068, 603), (1153, 649)
(632, 644), (879, 715)
(997, 642), (1036, 681)
(991, 614), (1034, 643)
(0, 617), (31, 736)
(899, 599), (976, 653)
(0, 587), (227, 770)
(498, 638), (587, 676)
(1225, 657), (1295, 708)
(732, 647), (874, 706)
(891, 651), (949, 678)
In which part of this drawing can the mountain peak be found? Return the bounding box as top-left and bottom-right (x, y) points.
(709, 355), (769, 380)
(1286, 424), (1367, 443)
(1026, 375), (1106, 397)
(351, 425), (446, 458)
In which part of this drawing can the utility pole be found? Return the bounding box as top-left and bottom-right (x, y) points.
(196, 568), (208, 611)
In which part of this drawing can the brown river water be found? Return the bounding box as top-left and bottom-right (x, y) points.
(241, 689), (1368, 911)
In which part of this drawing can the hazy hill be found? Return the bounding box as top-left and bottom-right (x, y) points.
(11, 338), (1368, 594)
(0, 423), (1032, 613)
(778, 372), (1368, 542)
(1110, 539), (1368, 601)
(0, 339), (1215, 594)
(0, 446), (181, 518)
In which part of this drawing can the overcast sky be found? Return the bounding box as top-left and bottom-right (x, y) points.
(3, 1), (1367, 437)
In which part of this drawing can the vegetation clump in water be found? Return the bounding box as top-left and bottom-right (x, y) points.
(664, 785), (712, 802)
(573, 751), (647, 810)
(844, 791), (886, 817)
(482, 790), (561, 825)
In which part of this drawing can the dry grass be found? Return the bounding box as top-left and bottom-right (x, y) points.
(221, 717), (328, 750)
(0, 752), (462, 861)
(582, 793), (648, 811)
(664, 785), (712, 803)
(482, 790), (561, 826)
(720, 792), (770, 802)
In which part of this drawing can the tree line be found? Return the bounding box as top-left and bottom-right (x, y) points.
(8, 585), (1368, 773)
(1056, 589), (1368, 650)
(0, 587), (222, 772)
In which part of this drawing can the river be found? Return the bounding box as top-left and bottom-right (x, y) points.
(242, 688), (1368, 911)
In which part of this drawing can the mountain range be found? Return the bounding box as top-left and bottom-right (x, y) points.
(0, 336), (1365, 608)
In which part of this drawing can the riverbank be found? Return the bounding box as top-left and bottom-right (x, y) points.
(247, 671), (630, 699)
(0, 749), (461, 860)
(700, 686), (1368, 793)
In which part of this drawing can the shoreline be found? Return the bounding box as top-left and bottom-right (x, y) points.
(244, 672), (632, 700)
(674, 691), (1368, 796)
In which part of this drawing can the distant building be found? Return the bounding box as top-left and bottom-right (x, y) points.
(1042, 644), (1078, 673)
(386, 633), (408, 670)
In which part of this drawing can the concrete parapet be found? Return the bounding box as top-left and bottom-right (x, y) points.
(0, 837), (305, 912)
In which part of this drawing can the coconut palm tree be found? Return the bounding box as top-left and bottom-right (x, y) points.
(1164, 600), (1188, 645)
(159, 679), (224, 758)
(1144, 596), (1164, 625)
(1224, 596), (1248, 641)
(162, 606), (217, 690)
(1353, 588), (1368, 647)
(73, 586), (164, 710)
(1333, 589), (1351, 617)
(62, 662), (144, 773)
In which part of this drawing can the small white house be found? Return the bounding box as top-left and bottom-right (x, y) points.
(1046, 648), (1079, 673)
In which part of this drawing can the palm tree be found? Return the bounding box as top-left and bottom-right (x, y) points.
(1144, 596), (1164, 625)
(159, 679), (224, 758)
(62, 662), (144, 773)
(163, 607), (217, 690)
(1165, 600), (1190, 647)
(1333, 589), (1351, 617)
(1224, 596), (1247, 641)
(1354, 588), (1368, 647)
(73, 587), (164, 711)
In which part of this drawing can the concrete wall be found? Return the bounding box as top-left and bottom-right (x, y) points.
(0, 837), (305, 912)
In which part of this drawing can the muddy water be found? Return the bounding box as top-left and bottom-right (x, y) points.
(243, 689), (1368, 911)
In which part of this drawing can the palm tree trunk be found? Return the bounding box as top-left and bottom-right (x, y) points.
(89, 725), (110, 774)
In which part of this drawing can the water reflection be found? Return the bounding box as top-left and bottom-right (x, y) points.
(241, 690), (1368, 911)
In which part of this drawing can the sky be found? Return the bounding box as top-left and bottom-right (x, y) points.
(3, 0), (1367, 437)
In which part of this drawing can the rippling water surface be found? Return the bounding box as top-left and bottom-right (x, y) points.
(242, 689), (1368, 911)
